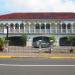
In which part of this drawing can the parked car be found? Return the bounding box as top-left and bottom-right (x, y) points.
(32, 40), (50, 48)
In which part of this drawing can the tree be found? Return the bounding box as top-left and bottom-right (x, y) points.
(0, 37), (6, 51)
(21, 34), (27, 46)
(67, 36), (74, 46)
(67, 36), (74, 53)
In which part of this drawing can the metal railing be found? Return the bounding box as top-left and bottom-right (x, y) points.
(0, 29), (75, 34)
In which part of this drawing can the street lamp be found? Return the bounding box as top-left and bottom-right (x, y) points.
(6, 25), (8, 40)
(4, 24), (9, 52)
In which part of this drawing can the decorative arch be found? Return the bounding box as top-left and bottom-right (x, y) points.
(67, 23), (71, 29)
(62, 23), (66, 29)
(0, 23), (4, 29)
(59, 36), (75, 46)
(59, 37), (67, 46)
(41, 23), (45, 29)
(46, 23), (50, 29)
(15, 23), (19, 29)
(35, 23), (40, 29)
(20, 23), (24, 29)
(10, 23), (14, 29)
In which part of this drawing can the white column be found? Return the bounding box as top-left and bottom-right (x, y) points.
(39, 23), (41, 33)
(44, 23), (46, 33)
(55, 23), (57, 33)
(24, 23), (26, 33)
(61, 23), (62, 33)
(13, 24), (15, 33)
(71, 24), (73, 33)
(50, 23), (51, 33)
(34, 23), (36, 33)
(66, 23), (67, 33)
(19, 24), (20, 33)
(28, 22), (31, 33)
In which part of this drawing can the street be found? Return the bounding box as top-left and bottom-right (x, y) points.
(0, 58), (75, 75)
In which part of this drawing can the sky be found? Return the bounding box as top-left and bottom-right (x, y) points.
(0, 0), (75, 15)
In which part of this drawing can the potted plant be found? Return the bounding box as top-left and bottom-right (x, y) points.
(0, 38), (4, 51)
(0, 38), (6, 51)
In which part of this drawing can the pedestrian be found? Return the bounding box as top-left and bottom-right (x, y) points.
(70, 48), (73, 53)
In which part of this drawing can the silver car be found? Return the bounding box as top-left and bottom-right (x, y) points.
(33, 40), (50, 48)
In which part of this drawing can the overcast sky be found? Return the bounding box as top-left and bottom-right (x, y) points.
(0, 0), (75, 14)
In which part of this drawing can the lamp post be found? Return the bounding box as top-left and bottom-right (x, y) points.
(6, 25), (8, 40)
(5, 24), (9, 52)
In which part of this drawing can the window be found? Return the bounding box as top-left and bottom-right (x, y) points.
(46, 24), (50, 29)
(20, 23), (24, 29)
(67, 23), (71, 29)
(15, 23), (19, 29)
(41, 24), (45, 29)
(62, 23), (66, 29)
(35, 24), (40, 29)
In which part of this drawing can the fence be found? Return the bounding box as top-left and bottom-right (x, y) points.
(4, 45), (75, 53)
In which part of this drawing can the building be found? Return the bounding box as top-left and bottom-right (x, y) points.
(0, 12), (75, 46)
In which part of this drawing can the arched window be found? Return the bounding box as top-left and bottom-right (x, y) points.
(62, 23), (66, 29)
(46, 24), (50, 29)
(0, 23), (4, 29)
(15, 23), (19, 29)
(35, 23), (40, 29)
(67, 23), (71, 29)
(10, 23), (14, 29)
(41, 23), (45, 29)
(20, 23), (24, 29)
(4, 23), (9, 28)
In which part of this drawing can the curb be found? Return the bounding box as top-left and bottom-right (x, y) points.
(48, 56), (75, 59)
(0, 56), (12, 58)
(0, 56), (75, 59)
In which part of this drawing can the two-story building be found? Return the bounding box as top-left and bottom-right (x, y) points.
(0, 12), (75, 46)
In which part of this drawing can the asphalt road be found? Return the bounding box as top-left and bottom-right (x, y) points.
(0, 58), (75, 75)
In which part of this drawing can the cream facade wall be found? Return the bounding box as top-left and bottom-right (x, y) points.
(0, 19), (75, 46)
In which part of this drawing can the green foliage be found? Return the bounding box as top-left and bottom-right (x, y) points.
(67, 36), (74, 46)
(0, 38), (5, 48)
(49, 36), (56, 45)
(21, 34), (27, 46)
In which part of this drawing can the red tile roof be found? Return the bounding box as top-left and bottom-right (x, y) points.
(0, 12), (75, 20)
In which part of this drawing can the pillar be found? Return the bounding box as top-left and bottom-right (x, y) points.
(13, 24), (15, 33)
(39, 23), (41, 33)
(19, 24), (20, 33)
(34, 23), (36, 33)
(66, 23), (67, 33)
(55, 23), (57, 33)
(24, 23), (26, 33)
(61, 23), (62, 33)
(44, 23), (46, 33)
(28, 22), (31, 33)
(71, 24), (73, 33)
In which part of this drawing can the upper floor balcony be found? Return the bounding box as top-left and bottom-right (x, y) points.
(0, 28), (75, 34)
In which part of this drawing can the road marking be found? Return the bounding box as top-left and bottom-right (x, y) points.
(0, 64), (75, 67)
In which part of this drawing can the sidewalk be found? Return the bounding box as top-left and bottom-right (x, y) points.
(0, 52), (75, 59)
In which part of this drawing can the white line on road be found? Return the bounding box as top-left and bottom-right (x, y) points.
(0, 64), (75, 67)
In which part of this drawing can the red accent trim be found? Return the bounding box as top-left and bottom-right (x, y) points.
(0, 12), (75, 19)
